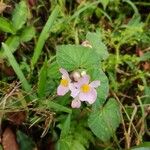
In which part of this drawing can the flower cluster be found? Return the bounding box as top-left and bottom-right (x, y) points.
(57, 68), (100, 108)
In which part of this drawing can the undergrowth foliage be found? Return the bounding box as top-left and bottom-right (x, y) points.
(0, 0), (150, 150)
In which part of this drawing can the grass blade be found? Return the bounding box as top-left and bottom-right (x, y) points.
(37, 59), (48, 98)
(31, 5), (60, 69)
(46, 101), (72, 114)
(2, 43), (31, 92)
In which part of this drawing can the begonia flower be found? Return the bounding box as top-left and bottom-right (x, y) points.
(57, 68), (71, 96)
(70, 75), (100, 104)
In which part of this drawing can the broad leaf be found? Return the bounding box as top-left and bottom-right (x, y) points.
(88, 99), (121, 142)
(0, 17), (15, 34)
(86, 32), (109, 60)
(20, 26), (36, 42)
(0, 36), (20, 58)
(88, 68), (109, 109)
(56, 45), (100, 71)
(12, 1), (28, 30)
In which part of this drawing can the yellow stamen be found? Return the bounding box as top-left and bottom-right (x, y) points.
(60, 79), (69, 87)
(81, 84), (90, 93)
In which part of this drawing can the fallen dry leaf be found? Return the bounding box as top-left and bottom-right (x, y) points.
(7, 111), (27, 125)
(2, 128), (19, 150)
(0, 2), (9, 13)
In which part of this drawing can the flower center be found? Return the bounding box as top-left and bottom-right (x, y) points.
(81, 84), (90, 93)
(60, 79), (69, 87)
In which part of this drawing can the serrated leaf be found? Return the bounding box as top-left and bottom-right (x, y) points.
(56, 45), (100, 71)
(20, 26), (36, 42)
(0, 36), (20, 58)
(0, 17), (16, 34)
(86, 32), (108, 60)
(37, 60), (48, 98)
(88, 68), (109, 109)
(88, 99), (121, 142)
(12, 1), (28, 30)
(16, 130), (35, 150)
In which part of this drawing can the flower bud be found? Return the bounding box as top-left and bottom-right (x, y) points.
(70, 71), (81, 82)
(81, 70), (86, 76)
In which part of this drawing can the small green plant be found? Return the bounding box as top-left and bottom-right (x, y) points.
(0, 1), (35, 58)
(0, 0), (150, 149)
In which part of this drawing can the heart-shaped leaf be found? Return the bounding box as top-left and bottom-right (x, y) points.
(88, 99), (121, 142)
(56, 45), (100, 71)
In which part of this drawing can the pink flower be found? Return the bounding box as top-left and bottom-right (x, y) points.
(70, 75), (100, 104)
(57, 68), (71, 96)
(71, 96), (81, 108)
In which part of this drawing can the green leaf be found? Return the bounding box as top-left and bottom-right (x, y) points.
(0, 36), (20, 58)
(0, 145), (3, 150)
(131, 142), (150, 150)
(56, 45), (100, 71)
(20, 26), (36, 42)
(12, 1), (28, 30)
(88, 68), (109, 109)
(46, 101), (72, 114)
(47, 61), (60, 79)
(31, 5), (60, 69)
(37, 60), (48, 98)
(86, 32), (109, 60)
(139, 51), (150, 61)
(56, 136), (72, 150)
(123, 0), (139, 15)
(2, 43), (31, 93)
(0, 17), (16, 34)
(56, 136), (86, 150)
(88, 99), (121, 142)
(99, 0), (109, 9)
(61, 114), (71, 138)
(16, 130), (35, 150)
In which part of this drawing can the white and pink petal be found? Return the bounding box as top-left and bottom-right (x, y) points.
(75, 75), (90, 88)
(79, 88), (97, 104)
(69, 83), (80, 98)
(90, 80), (100, 88)
(71, 97), (81, 108)
(57, 85), (69, 96)
(59, 68), (69, 78)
